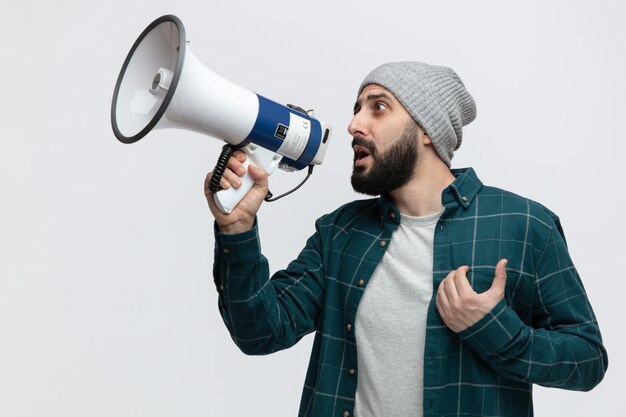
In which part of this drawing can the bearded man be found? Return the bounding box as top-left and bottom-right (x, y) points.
(205, 62), (607, 417)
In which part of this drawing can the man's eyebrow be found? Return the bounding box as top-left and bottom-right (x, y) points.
(353, 92), (393, 113)
(365, 93), (392, 101)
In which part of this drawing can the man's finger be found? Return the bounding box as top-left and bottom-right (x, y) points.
(227, 155), (247, 176)
(436, 280), (450, 314)
(458, 265), (470, 274)
(222, 168), (242, 189)
(452, 265), (474, 297)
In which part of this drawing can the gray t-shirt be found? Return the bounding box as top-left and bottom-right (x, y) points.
(354, 209), (443, 417)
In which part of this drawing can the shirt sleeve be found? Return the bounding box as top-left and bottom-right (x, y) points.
(457, 217), (608, 391)
(213, 220), (325, 355)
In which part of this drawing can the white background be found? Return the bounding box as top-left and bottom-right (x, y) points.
(1, 0), (623, 415)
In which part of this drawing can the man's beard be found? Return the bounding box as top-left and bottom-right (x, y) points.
(351, 122), (419, 196)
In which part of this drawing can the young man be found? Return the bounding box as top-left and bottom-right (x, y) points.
(205, 62), (607, 417)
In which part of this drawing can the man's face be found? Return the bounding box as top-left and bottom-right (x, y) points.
(348, 84), (420, 196)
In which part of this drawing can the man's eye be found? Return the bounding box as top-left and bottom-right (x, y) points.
(374, 102), (387, 111)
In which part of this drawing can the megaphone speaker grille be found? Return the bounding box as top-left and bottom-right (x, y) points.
(111, 15), (186, 143)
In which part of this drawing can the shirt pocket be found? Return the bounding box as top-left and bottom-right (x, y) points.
(469, 268), (534, 325)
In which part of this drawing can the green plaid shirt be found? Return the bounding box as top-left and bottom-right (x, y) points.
(213, 168), (607, 417)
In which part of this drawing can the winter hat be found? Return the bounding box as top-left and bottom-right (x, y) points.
(359, 61), (476, 166)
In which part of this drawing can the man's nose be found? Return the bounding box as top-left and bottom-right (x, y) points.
(347, 113), (365, 137)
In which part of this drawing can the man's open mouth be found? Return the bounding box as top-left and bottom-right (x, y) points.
(353, 144), (373, 167)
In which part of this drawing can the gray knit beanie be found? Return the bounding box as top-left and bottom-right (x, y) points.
(358, 61), (476, 166)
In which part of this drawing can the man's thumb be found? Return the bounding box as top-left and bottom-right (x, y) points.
(248, 164), (268, 186)
(490, 259), (508, 295)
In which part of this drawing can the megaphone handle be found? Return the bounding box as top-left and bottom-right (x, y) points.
(213, 144), (281, 214)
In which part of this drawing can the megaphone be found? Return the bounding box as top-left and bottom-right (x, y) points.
(111, 15), (332, 213)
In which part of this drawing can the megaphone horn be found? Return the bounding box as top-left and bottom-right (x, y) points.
(111, 15), (332, 213)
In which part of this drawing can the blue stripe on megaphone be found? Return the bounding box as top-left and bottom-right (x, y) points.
(244, 95), (321, 170)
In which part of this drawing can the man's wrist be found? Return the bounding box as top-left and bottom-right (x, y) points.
(216, 218), (256, 235)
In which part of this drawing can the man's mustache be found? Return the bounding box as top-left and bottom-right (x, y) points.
(351, 137), (376, 155)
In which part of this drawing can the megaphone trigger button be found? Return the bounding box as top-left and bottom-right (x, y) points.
(287, 104), (307, 115)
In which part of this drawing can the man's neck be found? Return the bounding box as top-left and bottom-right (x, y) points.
(389, 159), (455, 217)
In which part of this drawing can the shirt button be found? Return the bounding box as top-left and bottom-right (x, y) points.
(346, 323), (353, 332)
(222, 247), (231, 254)
(219, 284), (224, 291)
(348, 368), (356, 375)
(379, 240), (387, 248)
(462, 196), (468, 203)
(343, 411), (350, 417)
(389, 211), (396, 219)
(357, 279), (365, 286)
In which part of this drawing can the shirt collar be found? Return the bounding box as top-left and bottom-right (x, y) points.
(446, 167), (483, 209)
(377, 167), (483, 220)
(378, 194), (400, 226)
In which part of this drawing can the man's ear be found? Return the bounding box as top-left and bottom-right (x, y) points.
(420, 128), (433, 146)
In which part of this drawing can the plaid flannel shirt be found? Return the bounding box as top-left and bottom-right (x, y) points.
(213, 168), (607, 417)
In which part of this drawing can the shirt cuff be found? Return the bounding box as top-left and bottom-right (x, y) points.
(457, 300), (525, 358)
(214, 220), (262, 265)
